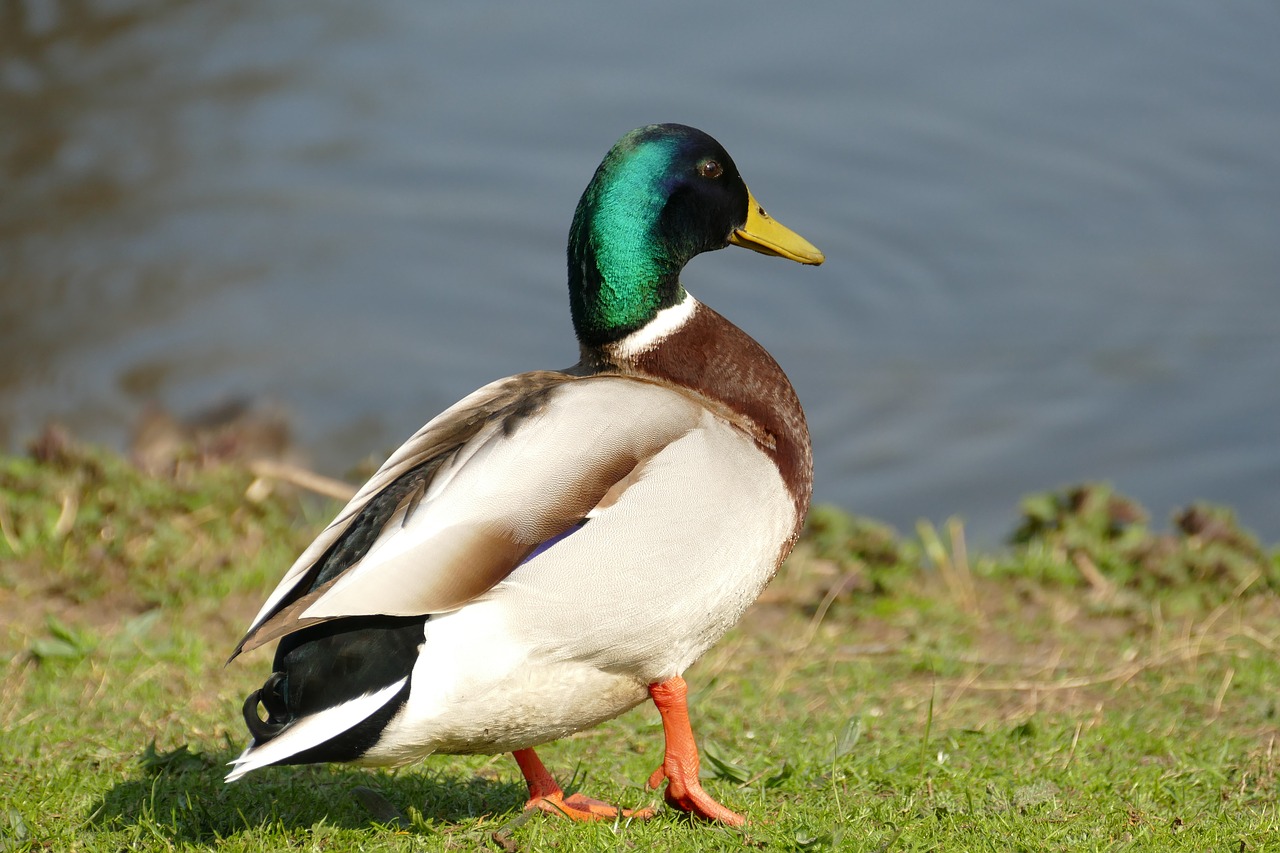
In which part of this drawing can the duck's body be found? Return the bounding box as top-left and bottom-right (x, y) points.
(227, 124), (823, 825)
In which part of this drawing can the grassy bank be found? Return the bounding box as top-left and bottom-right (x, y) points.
(2, 442), (1277, 850)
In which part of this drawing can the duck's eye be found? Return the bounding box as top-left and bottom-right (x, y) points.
(697, 159), (723, 179)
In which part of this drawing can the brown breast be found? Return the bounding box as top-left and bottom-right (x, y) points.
(626, 302), (813, 531)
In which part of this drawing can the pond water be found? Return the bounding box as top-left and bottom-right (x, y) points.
(3, 0), (1278, 544)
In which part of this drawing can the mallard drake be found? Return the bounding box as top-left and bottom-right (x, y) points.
(226, 123), (824, 825)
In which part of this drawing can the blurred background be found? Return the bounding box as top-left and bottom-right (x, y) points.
(1, 0), (1277, 545)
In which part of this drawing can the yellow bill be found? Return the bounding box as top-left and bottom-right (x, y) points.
(728, 188), (825, 265)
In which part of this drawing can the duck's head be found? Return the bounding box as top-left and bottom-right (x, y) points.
(568, 123), (823, 348)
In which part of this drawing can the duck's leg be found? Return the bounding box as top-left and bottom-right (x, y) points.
(645, 676), (746, 826)
(513, 748), (654, 820)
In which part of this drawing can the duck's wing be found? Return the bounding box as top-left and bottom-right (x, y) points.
(229, 371), (707, 659)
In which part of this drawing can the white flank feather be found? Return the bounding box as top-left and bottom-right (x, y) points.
(224, 677), (407, 782)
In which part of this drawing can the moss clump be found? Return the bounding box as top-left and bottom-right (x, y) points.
(800, 505), (920, 593)
(1009, 482), (1278, 602)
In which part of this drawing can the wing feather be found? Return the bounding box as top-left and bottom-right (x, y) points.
(231, 373), (705, 657)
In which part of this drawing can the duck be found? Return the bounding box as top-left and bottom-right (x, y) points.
(225, 123), (824, 826)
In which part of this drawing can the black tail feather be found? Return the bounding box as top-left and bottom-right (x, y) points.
(237, 615), (428, 765)
(243, 672), (290, 742)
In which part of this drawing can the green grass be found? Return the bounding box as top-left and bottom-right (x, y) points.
(2, 444), (1278, 850)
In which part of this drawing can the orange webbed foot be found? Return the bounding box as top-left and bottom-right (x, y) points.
(512, 748), (653, 822)
(526, 790), (655, 821)
(645, 761), (746, 825)
(646, 676), (747, 826)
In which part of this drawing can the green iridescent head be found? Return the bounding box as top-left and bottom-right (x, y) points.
(567, 123), (823, 348)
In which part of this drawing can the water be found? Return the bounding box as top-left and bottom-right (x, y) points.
(2, 0), (1278, 544)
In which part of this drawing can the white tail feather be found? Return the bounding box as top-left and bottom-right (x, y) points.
(224, 677), (408, 782)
